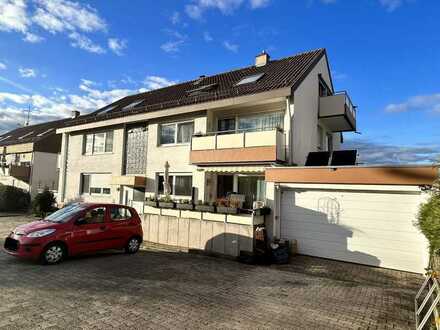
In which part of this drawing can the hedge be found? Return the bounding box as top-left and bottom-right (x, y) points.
(0, 184), (31, 212)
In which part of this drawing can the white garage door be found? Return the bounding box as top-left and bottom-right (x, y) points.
(280, 188), (428, 273)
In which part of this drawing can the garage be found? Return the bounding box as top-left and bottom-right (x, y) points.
(280, 187), (428, 273)
(265, 165), (438, 273)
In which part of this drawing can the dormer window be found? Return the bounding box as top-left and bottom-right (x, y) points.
(0, 135), (11, 142)
(236, 73), (265, 86)
(97, 105), (117, 116)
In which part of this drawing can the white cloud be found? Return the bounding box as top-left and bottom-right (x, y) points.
(160, 30), (187, 54)
(68, 32), (105, 54)
(0, 0), (110, 53)
(108, 38), (127, 56)
(345, 138), (440, 164)
(32, 0), (107, 33)
(18, 67), (37, 78)
(223, 40), (239, 52)
(143, 76), (177, 90)
(170, 11), (180, 25)
(332, 70), (348, 80)
(0, 62), (6, 70)
(0, 75), (35, 93)
(185, 0), (269, 19)
(379, 0), (402, 12)
(0, 0), (29, 34)
(203, 31), (213, 42)
(385, 93), (440, 114)
(23, 32), (43, 43)
(249, 0), (270, 8)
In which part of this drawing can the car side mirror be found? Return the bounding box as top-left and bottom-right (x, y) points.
(75, 218), (87, 225)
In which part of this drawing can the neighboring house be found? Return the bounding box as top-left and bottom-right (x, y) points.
(0, 119), (69, 196)
(56, 48), (356, 210)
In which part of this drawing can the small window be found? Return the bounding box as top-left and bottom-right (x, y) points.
(122, 100), (144, 111)
(0, 135), (11, 142)
(81, 173), (111, 196)
(83, 207), (106, 224)
(186, 83), (218, 96)
(218, 118), (235, 132)
(102, 188), (111, 195)
(18, 131), (34, 140)
(110, 207), (132, 221)
(90, 187), (102, 194)
(236, 73), (265, 86)
(97, 105), (117, 116)
(37, 128), (54, 137)
(159, 122), (194, 145)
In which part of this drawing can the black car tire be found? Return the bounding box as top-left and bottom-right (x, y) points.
(41, 243), (66, 265)
(125, 237), (141, 254)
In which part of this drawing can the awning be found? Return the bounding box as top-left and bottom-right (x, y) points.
(200, 166), (265, 174)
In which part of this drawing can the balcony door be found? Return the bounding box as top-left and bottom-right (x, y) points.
(237, 175), (266, 209)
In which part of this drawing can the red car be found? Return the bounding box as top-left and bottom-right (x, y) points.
(3, 203), (143, 264)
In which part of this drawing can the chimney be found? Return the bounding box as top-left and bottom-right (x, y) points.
(255, 50), (270, 67)
(71, 110), (80, 119)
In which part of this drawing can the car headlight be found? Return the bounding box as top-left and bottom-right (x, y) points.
(27, 229), (56, 238)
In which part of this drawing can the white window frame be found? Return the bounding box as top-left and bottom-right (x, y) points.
(156, 173), (193, 197)
(83, 131), (114, 155)
(158, 120), (194, 146)
(80, 173), (111, 196)
(217, 111), (284, 133)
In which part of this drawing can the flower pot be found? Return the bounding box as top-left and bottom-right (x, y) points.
(158, 202), (175, 209)
(176, 203), (194, 210)
(216, 206), (239, 214)
(145, 200), (158, 208)
(195, 205), (215, 213)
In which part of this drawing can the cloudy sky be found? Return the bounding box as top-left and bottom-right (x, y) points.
(0, 0), (439, 164)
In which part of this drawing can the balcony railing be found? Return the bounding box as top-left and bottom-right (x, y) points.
(319, 91), (356, 132)
(9, 164), (31, 183)
(190, 128), (286, 164)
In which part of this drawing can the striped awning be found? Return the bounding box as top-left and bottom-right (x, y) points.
(201, 166), (265, 173)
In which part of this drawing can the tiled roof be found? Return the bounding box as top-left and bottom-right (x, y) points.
(0, 118), (71, 147)
(66, 48), (327, 127)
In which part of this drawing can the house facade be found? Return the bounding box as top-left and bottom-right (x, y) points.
(57, 49), (356, 213)
(0, 119), (68, 196)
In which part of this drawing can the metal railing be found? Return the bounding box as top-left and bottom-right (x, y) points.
(334, 91), (356, 119)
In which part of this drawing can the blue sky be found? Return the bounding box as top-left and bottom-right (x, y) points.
(0, 0), (439, 164)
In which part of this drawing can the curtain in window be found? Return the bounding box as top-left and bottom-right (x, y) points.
(160, 124), (175, 144)
(85, 134), (93, 154)
(177, 122), (194, 143)
(105, 131), (114, 152)
(93, 133), (106, 153)
(174, 176), (192, 196)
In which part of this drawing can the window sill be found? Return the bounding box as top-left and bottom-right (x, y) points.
(158, 143), (190, 148)
(83, 152), (114, 156)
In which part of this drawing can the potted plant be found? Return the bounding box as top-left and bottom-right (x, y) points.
(158, 196), (175, 209)
(194, 200), (215, 213)
(216, 198), (239, 215)
(145, 195), (158, 207)
(175, 199), (194, 210)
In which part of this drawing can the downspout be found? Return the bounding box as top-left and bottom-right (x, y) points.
(59, 133), (69, 204)
(286, 96), (295, 165)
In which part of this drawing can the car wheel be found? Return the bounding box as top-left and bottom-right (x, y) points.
(125, 237), (141, 254)
(41, 243), (65, 265)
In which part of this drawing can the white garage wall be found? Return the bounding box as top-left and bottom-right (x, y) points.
(279, 183), (429, 273)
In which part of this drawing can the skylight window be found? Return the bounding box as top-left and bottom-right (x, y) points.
(18, 131), (34, 140)
(0, 135), (11, 142)
(235, 73), (265, 86)
(97, 105), (117, 116)
(122, 100), (144, 111)
(37, 128), (54, 137)
(186, 83), (218, 96)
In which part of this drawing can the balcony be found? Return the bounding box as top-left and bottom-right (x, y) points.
(319, 91), (356, 132)
(9, 164), (31, 183)
(190, 128), (286, 165)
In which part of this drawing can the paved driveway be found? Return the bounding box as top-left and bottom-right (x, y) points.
(0, 215), (422, 329)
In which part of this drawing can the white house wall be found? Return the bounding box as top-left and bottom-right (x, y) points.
(31, 151), (59, 192)
(292, 56), (341, 165)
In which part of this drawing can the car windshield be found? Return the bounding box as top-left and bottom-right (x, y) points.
(44, 203), (88, 223)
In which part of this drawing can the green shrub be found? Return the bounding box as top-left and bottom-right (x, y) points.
(32, 188), (57, 217)
(417, 179), (440, 262)
(0, 184), (31, 212)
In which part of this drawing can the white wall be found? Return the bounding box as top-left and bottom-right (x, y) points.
(291, 55), (341, 165)
(31, 152), (59, 192)
(63, 127), (124, 204)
